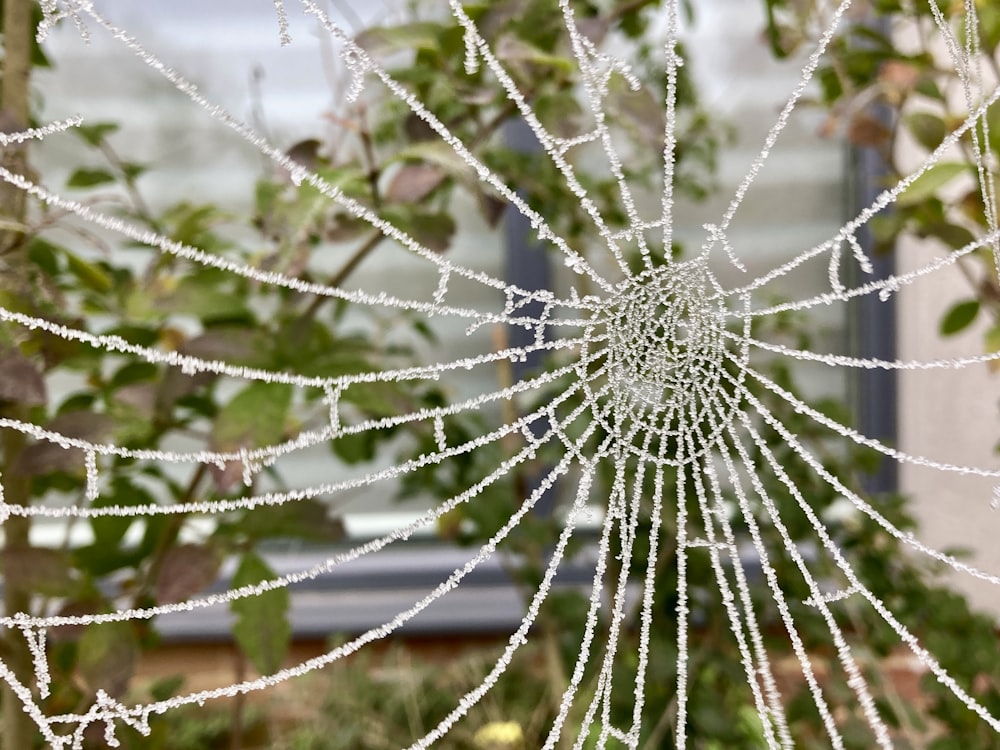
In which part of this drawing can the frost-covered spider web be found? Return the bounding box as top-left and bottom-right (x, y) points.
(4, 0), (1000, 747)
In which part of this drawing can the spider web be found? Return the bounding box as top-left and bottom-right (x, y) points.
(2, 0), (1000, 747)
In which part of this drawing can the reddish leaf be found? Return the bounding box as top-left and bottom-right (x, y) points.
(13, 411), (113, 476)
(286, 138), (322, 170)
(12, 442), (84, 476)
(0, 351), (46, 406)
(155, 543), (221, 604)
(880, 60), (921, 92)
(847, 112), (890, 148)
(386, 163), (444, 203)
(156, 369), (215, 414)
(0, 546), (77, 596)
(208, 459), (246, 493)
(180, 328), (273, 368)
(478, 191), (507, 228)
(114, 383), (157, 415)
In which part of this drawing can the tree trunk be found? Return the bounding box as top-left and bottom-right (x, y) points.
(1, 0), (37, 747)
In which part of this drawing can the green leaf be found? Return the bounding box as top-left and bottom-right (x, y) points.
(355, 21), (443, 56)
(405, 211), (456, 253)
(110, 361), (159, 389)
(66, 167), (116, 189)
(90, 477), (156, 551)
(156, 274), (250, 323)
(940, 299), (979, 336)
(905, 112), (947, 152)
(27, 237), (64, 277)
(331, 429), (379, 464)
(121, 161), (147, 181)
(63, 251), (113, 293)
(394, 141), (474, 180)
(229, 499), (347, 543)
(494, 34), (575, 74)
(986, 324), (1000, 353)
(77, 621), (138, 696)
(149, 674), (186, 702)
(605, 76), (665, 151)
(382, 206), (455, 253)
(985, 325), (1000, 373)
(230, 552), (290, 676)
(924, 222), (976, 250)
(989, 100), (1000, 155)
(211, 382), (293, 452)
(161, 202), (232, 251)
(897, 162), (967, 207)
(74, 122), (119, 147)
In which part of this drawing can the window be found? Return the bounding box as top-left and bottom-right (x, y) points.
(28, 0), (857, 640)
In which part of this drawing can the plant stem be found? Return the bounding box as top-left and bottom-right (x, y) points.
(1, 0), (38, 746)
(135, 463), (208, 603)
(230, 650), (247, 750)
(1, 426), (34, 748)
(0, 0), (30, 255)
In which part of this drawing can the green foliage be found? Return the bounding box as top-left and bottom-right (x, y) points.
(230, 552), (291, 677)
(2, 1), (999, 748)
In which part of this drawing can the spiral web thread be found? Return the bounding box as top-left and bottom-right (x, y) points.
(1, 1), (1000, 747)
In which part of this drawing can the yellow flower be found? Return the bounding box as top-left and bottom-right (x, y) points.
(472, 721), (524, 749)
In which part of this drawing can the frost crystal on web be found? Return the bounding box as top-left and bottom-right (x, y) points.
(2, 0), (1000, 748)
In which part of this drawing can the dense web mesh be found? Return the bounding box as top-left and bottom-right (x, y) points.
(2, 0), (1000, 748)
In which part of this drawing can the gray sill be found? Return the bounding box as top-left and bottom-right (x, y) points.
(157, 541), (605, 642)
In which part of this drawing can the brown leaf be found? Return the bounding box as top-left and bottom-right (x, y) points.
(286, 138), (322, 170)
(386, 163), (445, 204)
(404, 113), (436, 142)
(11, 442), (84, 476)
(0, 351), (46, 406)
(0, 545), (77, 596)
(880, 60), (921, 92)
(576, 17), (608, 44)
(817, 114), (840, 139)
(155, 543), (221, 605)
(847, 112), (890, 148)
(156, 369), (215, 416)
(325, 213), (369, 242)
(208, 459), (246, 493)
(13, 411), (114, 476)
(478, 191), (507, 228)
(180, 328), (272, 368)
(114, 383), (157, 415)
